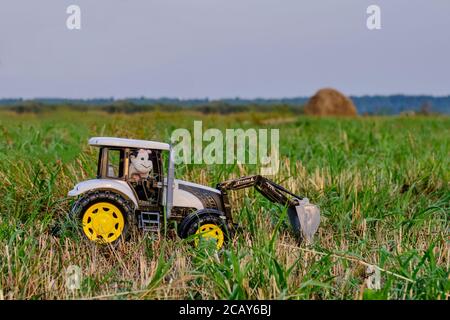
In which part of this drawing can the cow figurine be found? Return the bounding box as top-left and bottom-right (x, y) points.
(129, 149), (153, 182)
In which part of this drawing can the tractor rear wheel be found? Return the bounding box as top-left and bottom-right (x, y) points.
(70, 190), (134, 245)
(178, 209), (229, 250)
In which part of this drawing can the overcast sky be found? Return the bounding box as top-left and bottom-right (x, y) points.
(0, 0), (449, 99)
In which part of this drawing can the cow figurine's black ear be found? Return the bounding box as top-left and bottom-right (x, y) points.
(130, 150), (138, 159)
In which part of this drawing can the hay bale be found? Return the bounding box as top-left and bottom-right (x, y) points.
(305, 88), (358, 116)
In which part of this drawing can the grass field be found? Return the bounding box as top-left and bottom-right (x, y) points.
(0, 110), (448, 300)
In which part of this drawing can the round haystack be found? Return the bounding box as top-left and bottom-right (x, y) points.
(304, 88), (358, 116)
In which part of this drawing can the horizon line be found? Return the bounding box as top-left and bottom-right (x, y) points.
(2, 94), (450, 101)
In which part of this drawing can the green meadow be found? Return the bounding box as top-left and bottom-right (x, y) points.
(0, 109), (448, 299)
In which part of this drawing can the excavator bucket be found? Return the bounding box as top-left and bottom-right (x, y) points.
(288, 198), (320, 243)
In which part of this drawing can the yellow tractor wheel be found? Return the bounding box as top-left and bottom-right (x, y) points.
(82, 202), (125, 243)
(71, 191), (132, 245)
(195, 223), (225, 250)
(179, 210), (229, 250)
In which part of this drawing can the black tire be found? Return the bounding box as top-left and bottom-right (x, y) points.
(70, 190), (135, 246)
(178, 209), (229, 249)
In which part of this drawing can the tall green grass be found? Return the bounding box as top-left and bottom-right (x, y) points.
(0, 110), (448, 299)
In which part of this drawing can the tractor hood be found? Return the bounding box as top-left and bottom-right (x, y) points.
(174, 179), (221, 194)
(171, 179), (224, 212)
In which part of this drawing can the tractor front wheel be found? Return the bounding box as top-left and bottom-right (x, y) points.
(178, 209), (229, 250)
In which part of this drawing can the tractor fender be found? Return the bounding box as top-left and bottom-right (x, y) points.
(68, 179), (139, 208)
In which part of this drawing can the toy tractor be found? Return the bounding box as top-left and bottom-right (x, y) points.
(68, 137), (320, 249)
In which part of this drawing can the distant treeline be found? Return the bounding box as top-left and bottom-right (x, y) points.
(0, 100), (302, 114)
(0, 95), (449, 114)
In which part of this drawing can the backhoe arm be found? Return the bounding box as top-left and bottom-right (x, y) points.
(216, 175), (303, 215)
(216, 175), (320, 241)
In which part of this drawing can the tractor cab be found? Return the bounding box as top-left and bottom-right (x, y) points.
(93, 138), (166, 208)
(88, 137), (174, 214)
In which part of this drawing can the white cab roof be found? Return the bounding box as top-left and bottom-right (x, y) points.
(89, 137), (170, 151)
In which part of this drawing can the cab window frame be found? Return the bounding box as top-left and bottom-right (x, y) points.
(97, 147), (126, 179)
